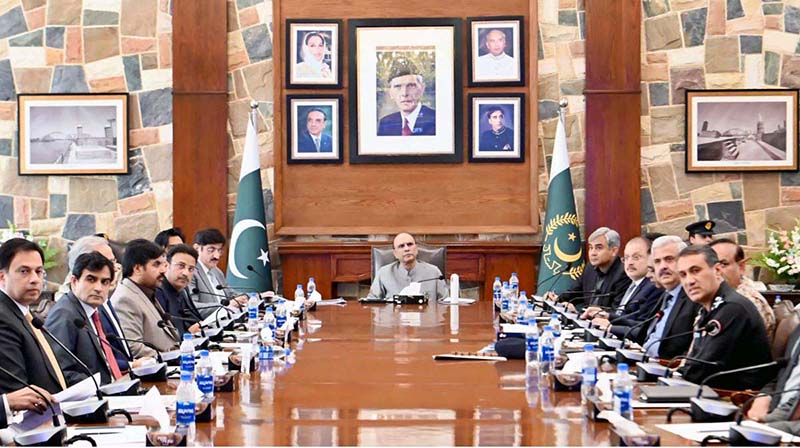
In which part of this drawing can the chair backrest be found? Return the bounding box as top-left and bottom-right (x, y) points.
(370, 243), (446, 280)
(772, 305), (800, 360)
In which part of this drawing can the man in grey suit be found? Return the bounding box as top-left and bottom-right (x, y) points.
(110, 239), (180, 358)
(189, 228), (246, 318)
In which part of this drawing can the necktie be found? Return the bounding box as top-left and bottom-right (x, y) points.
(92, 312), (122, 380)
(25, 313), (67, 389)
(314, 137), (321, 151)
(645, 292), (672, 338)
(618, 282), (638, 311)
(402, 118), (412, 136)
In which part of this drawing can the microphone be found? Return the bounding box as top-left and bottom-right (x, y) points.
(417, 274), (445, 283)
(106, 334), (164, 363)
(72, 319), (132, 364)
(195, 287), (235, 301)
(30, 317), (103, 400)
(735, 387), (800, 425)
(0, 364), (60, 426)
(159, 314), (205, 337)
(564, 292), (613, 308)
(697, 358), (788, 398)
(641, 322), (718, 361)
(666, 355), (721, 368)
(621, 310), (663, 344)
(536, 261), (574, 291)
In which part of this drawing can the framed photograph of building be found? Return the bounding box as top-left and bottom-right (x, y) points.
(467, 16), (524, 87)
(468, 93), (525, 163)
(348, 18), (463, 164)
(286, 94), (343, 164)
(17, 94), (128, 175)
(285, 19), (343, 88)
(686, 89), (798, 172)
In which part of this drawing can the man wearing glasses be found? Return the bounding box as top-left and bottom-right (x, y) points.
(156, 244), (204, 335)
(189, 228), (246, 318)
(366, 233), (447, 301)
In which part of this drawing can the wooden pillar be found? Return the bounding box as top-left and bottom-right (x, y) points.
(584, 0), (642, 243)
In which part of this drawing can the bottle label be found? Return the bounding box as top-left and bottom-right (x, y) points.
(197, 374), (214, 394)
(181, 354), (195, 373)
(613, 390), (631, 415)
(176, 401), (195, 425)
(582, 367), (597, 386)
(501, 299), (509, 311)
(276, 316), (286, 328)
(249, 307), (257, 320)
(526, 336), (539, 353)
(541, 345), (554, 362)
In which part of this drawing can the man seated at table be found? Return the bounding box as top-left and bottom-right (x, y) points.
(156, 244), (204, 335)
(366, 233), (447, 301)
(545, 227), (630, 312)
(189, 228), (246, 318)
(676, 245), (773, 390)
(154, 227), (186, 250)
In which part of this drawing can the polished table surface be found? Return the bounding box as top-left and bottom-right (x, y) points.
(147, 301), (697, 446)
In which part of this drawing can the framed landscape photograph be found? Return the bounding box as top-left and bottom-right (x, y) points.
(18, 94), (128, 175)
(468, 93), (525, 163)
(348, 18), (463, 164)
(286, 94), (343, 164)
(686, 89), (798, 172)
(285, 19), (343, 88)
(467, 16), (524, 87)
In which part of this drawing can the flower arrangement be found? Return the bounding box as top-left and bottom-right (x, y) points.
(1, 222), (59, 271)
(754, 221), (800, 285)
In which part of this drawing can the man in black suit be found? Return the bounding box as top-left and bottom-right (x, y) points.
(0, 239), (66, 394)
(156, 244), (204, 335)
(640, 235), (701, 359)
(377, 58), (436, 136)
(46, 252), (120, 386)
(547, 227), (631, 311)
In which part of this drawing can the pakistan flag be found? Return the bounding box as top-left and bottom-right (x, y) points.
(226, 105), (273, 292)
(536, 111), (584, 296)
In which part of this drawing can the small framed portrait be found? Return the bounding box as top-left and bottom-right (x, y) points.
(348, 18), (463, 164)
(17, 93), (128, 175)
(467, 16), (525, 87)
(285, 19), (343, 88)
(468, 93), (525, 163)
(686, 89), (798, 172)
(286, 94), (343, 164)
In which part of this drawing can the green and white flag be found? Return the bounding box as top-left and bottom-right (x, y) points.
(536, 111), (584, 295)
(226, 106), (273, 292)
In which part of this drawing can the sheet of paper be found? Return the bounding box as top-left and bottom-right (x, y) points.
(67, 425), (148, 447)
(54, 373), (102, 402)
(656, 421), (800, 444)
(598, 411), (647, 436)
(316, 298), (346, 306)
(138, 387), (170, 430)
(438, 297), (476, 305)
(398, 282), (421, 295)
(562, 350), (616, 373)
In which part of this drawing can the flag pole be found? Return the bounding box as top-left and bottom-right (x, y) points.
(250, 100), (259, 127)
(558, 98), (568, 127)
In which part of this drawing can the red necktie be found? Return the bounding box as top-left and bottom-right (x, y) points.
(402, 118), (412, 136)
(92, 311), (122, 380)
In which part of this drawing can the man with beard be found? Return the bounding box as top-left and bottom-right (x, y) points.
(111, 239), (179, 358)
(156, 244), (203, 335)
(366, 233), (447, 300)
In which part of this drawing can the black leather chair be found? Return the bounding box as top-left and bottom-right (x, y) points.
(370, 243), (447, 280)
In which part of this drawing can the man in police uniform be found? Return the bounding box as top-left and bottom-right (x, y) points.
(676, 244), (772, 390)
(685, 220), (716, 245)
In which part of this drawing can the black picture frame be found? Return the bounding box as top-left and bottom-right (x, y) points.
(466, 16), (525, 87)
(285, 19), (343, 89)
(348, 17), (463, 164)
(468, 93), (525, 163)
(286, 94), (344, 164)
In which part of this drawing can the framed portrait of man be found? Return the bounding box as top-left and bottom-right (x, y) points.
(286, 94), (343, 164)
(348, 18), (463, 164)
(467, 16), (525, 87)
(468, 93), (525, 163)
(285, 19), (343, 88)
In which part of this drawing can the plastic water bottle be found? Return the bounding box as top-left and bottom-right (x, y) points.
(581, 344), (598, 405)
(275, 298), (287, 330)
(501, 281), (511, 313)
(523, 302), (537, 329)
(258, 343), (274, 363)
(196, 350), (214, 399)
(516, 291), (529, 323)
(538, 325), (555, 383)
(492, 277), (502, 308)
(294, 284), (305, 312)
(307, 277), (316, 297)
(180, 333), (195, 376)
(510, 272), (519, 299)
(525, 319), (540, 367)
(263, 306), (276, 332)
(175, 372), (196, 439)
(247, 292), (260, 334)
(613, 363), (634, 420)
(549, 313), (562, 357)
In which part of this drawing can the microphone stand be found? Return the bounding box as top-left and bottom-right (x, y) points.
(72, 320), (141, 396)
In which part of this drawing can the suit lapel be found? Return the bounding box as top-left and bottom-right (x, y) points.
(662, 289), (688, 338)
(124, 279), (179, 342)
(66, 294), (109, 377)
(196, 266), (214, 295)
(0, 293), (61, 387)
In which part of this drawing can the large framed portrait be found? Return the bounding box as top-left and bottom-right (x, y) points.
(348, 18), (463, 164)
(286, 94), (343, 164)
(468, 93), (525, 163)
(686, 89), (798, 172)
(17, 93), (128, 175)
(285, 19), (342, 89)
(467, 16), (525, 87)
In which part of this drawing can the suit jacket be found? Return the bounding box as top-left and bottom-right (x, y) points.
(110, 278), (180, 358)
(297, 130), (333, 153)
(608, 278), (664, 343)
(560, 257), (631, 309)
(156, 279), (201, 336)
(99, 302), (131, 372)
(377, 105), (436, 136)
(189, 264), (231, 318)
(0, 396), (6, 429)
(45, 292), (113, 386)
(0, 292), (64, 394)
(645, 287), (701, 360)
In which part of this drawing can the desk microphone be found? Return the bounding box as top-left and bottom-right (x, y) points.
(72, 319), (133, 364)
(620, 292), (669, 343)
(106, 334), (164, 363)
(697, 358), (788, 398)
(641, 322), (717, 362)
(159, 315), (205, 337)
(195, 287), (235, 301)
(725, 386), (800, 446)
(417, 274), (445, 283)
(537, 261), (573, 292)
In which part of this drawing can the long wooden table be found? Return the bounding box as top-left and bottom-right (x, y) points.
(145, 301), (696, 446)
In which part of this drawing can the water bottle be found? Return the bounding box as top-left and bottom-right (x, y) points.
(196, 350), (214, 399)
(306, 277), (316, 297)
(549, 313), (562, 357)
(516, 291), (529, 323)
(613, 363), (634, 420)
(581, 344), (598, 406)
(500, 281), (511, 313)
(538, 325), (555, 384)
(492, 277), (502, 309)
(275, 298), (287, 330)
(247, 292), (260, 334)
(525, 319), (540, 367)
(523, 302), (537, 329)
(294, 284), (305, 312)
(263, 306), (276, 332)
(180, 333), (195, 376)
(258, 343), (274, 363)
(175, 372), (196, 439)
(509, 272), (519, 299)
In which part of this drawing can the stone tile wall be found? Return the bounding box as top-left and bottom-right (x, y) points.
(0, 0), (173, 282)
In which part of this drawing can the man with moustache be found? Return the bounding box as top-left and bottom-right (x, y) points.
(189, 228), (246, 318)
(377, 58), (436, 136)
(156, 245), (204, 335)
(366, 233), (447, 300)
(111, 239), (180, 358)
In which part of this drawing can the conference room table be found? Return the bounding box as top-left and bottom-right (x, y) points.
(136, 300), (697, 446)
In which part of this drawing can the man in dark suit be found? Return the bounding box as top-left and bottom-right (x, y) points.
(640, 235), (701, 359)
(0, 239), (66, 394)
(156, 244), (204, 335)
(377, 58), (436, 136)
(46, 252), (119, 386)
(297, 108), (334, 153)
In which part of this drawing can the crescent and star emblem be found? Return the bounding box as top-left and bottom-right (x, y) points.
(229, 218), (267, 279)
(553, 236), (583, 263)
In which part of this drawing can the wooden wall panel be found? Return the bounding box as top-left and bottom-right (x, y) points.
(584, 0), (642, 244)
(273, 0), (539, 236)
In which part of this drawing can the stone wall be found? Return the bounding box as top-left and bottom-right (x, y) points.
(641, 0), (800, 253)
(0, 0), (173, 281)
